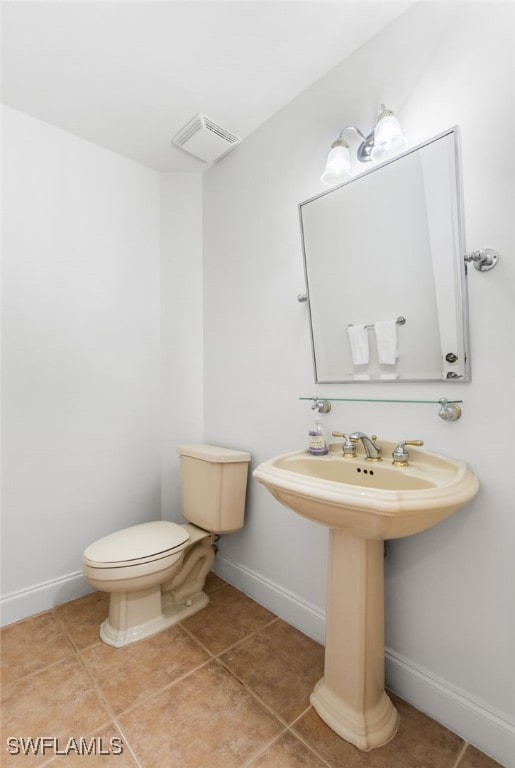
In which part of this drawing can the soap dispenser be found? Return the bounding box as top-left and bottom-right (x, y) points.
(308, 417), (329, 455)
(308, 399), (330, 455)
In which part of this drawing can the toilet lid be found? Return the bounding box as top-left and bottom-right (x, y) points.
(83, 521), (189, 567)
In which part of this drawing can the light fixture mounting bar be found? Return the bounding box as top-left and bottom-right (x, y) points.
(338, 125), (375, 161)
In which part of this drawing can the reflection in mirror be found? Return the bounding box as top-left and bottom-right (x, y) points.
(299, 128), (470, 383)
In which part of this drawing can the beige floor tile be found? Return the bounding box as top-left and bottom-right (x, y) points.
(293, 695), (464, 768)
(44, 723), (138, 767)
(2, 587), (501, 768)
(0, 612), (74, 685)
(81, 623), (210, 714)
(248, 731), (327, 767)
(181, 583), (276, 655)
(458, 745), (505, 768)
(54, 591), (109, 651)
(1, 656), (110, 768)
(219, 619), (324, 723)
(119, 661), (282, 768)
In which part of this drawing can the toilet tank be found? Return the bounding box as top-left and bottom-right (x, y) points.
(177, 445), (251, 533)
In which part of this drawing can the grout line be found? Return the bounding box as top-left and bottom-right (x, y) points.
(109, 719), (144, 768)
(1, 649), (78, 689)
(37, 718), (126, 768)
(73, 651), (146, 767)
(179, 614), (279, 659)
(53, 598), (130, 721)
(55, 614), (85, 644)
(212, 653), (326, 753)
(452, 741), (470, 768)
(54, 612), (90, 650)
(1, 611), (78, 687)
(75, 646), (120, 721)
(240, 728), (289, 768)
(286, 731), (334, 768)
(240, 713), (335, 768)
(52, 610), (94, 656)
(288, 703), (312, 728)
(177, 621), (219, 656)
(214, 658), (293, 729)
(286, 706), (335, 768)
(111, 656), (214, 719)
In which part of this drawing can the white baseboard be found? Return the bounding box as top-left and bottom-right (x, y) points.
(385, 650), (515, 768)
(0, 571), (93, 626)
(214, 554), (515, 768)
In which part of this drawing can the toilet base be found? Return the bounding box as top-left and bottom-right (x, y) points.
(99, 590), (209, 648)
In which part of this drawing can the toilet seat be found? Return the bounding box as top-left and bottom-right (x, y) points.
(83, 521), (189, 569)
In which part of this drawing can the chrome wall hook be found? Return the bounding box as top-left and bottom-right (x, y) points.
(464, 249), (499, 272)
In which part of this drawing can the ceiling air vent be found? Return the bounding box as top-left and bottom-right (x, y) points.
(172, 113), (241, 163)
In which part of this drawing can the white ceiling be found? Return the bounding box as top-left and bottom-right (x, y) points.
(1, 1), (413, 172)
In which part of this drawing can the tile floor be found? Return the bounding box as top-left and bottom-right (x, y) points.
(0, 574), (503, 768)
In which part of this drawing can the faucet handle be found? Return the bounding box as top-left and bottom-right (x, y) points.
(331, 432), (358, 458)
(392, 440), (424, 467)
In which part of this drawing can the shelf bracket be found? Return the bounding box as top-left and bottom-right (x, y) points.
(464, 248), (499, 272)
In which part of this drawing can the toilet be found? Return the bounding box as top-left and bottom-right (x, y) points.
(82, 444), (251, 647)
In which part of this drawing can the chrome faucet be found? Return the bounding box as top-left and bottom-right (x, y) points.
(348, 432), (382, 462)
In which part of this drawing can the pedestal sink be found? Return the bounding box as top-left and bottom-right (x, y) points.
(253, 442), (479, 751)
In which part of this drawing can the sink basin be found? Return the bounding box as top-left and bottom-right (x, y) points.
(254, 442), (479, 539)
(253, 442), (479, 751)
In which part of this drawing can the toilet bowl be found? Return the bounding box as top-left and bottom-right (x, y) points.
(82, 444), (250, 647)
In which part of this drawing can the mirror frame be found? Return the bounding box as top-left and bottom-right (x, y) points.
(299, 126), (470, 384)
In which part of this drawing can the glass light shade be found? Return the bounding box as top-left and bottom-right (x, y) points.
(370, 113), (408, 163)
(321, 142), (352, 186)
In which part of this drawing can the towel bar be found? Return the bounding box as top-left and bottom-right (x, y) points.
(347, 316), (406, 330)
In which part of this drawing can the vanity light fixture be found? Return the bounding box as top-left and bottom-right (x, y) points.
(321, 104), (408, 186)
(320, 138), (353, 186)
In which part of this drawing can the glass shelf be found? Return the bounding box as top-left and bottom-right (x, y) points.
(301, 396), (463, 421)
(300, 397), (462, 404)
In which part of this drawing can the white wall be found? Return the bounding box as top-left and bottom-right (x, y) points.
(160, 173), (203, 522)
(0, 113), (204, 620)
(203, 3), (515, 765)
(1, 106), (161, 621)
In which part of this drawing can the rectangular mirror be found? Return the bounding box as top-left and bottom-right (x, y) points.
(299, 127), (470, 383)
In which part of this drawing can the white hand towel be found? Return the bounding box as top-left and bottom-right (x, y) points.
(346, 325), (369, 365)
(375, 320), (398, 365)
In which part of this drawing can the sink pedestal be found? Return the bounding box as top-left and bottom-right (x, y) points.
(310, 529), (399, 750)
